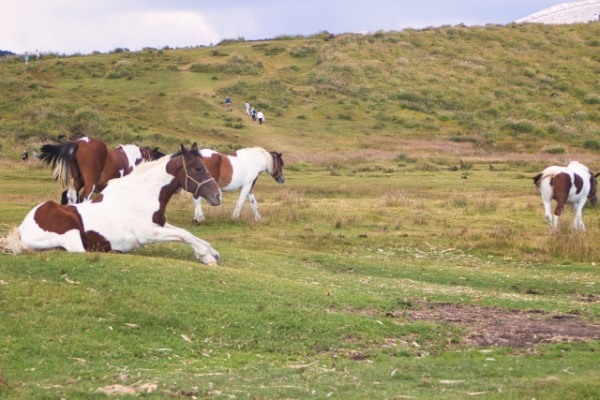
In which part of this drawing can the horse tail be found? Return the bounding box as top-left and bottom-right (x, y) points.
(2, 227), (24, 255)
(534, 166), (564, 189)
(39, 142), (80, 188)
(533, 173), (543, 189)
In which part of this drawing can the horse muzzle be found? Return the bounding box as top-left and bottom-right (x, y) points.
(201, 190), (221, 206)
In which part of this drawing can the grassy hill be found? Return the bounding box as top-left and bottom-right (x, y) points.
(1, 23), (600, 399)
(1, 23), (599, 161)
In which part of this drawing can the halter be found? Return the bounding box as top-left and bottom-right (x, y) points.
(269, 154), (284, 180)
(181, 157), (215, 198)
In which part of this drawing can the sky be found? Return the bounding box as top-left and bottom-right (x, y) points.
(2, 0), (570, 55)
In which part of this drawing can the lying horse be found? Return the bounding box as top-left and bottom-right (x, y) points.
(190, 143), (285, 223)
(533, 161), (599, 232)
(39, 136), (164, 204)
(5, 145), (222, 265)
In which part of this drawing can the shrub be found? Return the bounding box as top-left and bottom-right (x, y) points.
(543, 146), (566, 154)
(583, 94), (600, 105)
(583, 140), (600, 150)
(288, 44), (317, 58)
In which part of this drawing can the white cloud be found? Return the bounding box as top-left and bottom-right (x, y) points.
(0, 1), (576, 55)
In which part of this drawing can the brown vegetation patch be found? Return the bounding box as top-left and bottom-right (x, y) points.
(405, 302), (600, 348)
(288, 138), (599, 166)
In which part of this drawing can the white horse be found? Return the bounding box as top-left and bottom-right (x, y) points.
(190, 144), (285, 223)
(533, 161), (599, 232)
(4, 145), (223, 265)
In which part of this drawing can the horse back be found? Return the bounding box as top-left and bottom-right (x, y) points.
(199, 151), (234, 188)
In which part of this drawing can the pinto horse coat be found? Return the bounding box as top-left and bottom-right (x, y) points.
(39, 136), (164, 204)
(5, 145), (223, 265)
(190, 144), (285, 223)
(533, 161), (599, 232)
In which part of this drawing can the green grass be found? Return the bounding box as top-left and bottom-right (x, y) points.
(1, 23), (600, 399)
(2, 158), (600, 399)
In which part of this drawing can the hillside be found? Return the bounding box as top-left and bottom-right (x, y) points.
(517, 0), (600, 24)
(3, 22), (600, 400)
(0, 23), (599, 163)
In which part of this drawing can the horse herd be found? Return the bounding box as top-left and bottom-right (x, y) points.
(4, 137), (285, 265)
(2, 135), (599, 264)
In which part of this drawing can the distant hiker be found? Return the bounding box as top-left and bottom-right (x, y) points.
(21, 149), (28, 162)
(251, 108), (257, 121)
(257, 111), (265, 125)
(244, 101), (250, 115)
(225, 96), (232, 111)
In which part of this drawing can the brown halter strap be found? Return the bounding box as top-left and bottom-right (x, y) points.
(181, 157), (215, 198)
(270, 154), (283, 180)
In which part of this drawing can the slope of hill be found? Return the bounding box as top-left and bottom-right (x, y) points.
(517, 0), (600, 24)
(0, 24), (599, 163)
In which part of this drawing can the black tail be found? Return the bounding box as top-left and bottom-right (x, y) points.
(39, 142), (80, 187)
(532, 173), (543, 189)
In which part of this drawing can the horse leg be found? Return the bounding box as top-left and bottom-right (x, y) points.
(148, 223), (219, 265)
(572, 200), (586, 231)
(21, 227), (86, 252)
(232, 185), (253, 219)
(79, 183), (96, 202)
(248, 193), (261, 221)
(66, 187), (78, 204)
(192, 196), (205, 224)
(76, 149), (102, 202)
(552, 192), (569, 232)
(542, 198), (555, 232)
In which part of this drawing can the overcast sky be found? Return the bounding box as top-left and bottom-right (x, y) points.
(2, 0), (568, 55)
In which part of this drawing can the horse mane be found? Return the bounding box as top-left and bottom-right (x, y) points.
(107, 152), (173, 186)
(237, 147), (274, 173)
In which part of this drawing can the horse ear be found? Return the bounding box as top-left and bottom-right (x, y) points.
(191, 142), (198, 152)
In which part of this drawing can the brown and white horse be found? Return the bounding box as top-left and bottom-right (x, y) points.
(39, 136), (164, 204)
(5, 145), (222, 265)
(190, 143), (285, 223)
(533, 161), (599, 232)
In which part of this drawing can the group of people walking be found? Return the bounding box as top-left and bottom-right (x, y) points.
(225, 97), (265, 124)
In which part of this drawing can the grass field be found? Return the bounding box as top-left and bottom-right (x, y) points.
(1, 23), (600, 399)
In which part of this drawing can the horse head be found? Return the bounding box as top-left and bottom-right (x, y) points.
(269, 151), (286, 184)
(179, 144), (221, 205)
(141, 146), (165, 161)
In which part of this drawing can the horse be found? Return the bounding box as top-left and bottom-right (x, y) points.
(4, 145), (223, 265)
(39, 136), (164, 204)
(533, 161), (599, 232)
(190, 143), (285, 223)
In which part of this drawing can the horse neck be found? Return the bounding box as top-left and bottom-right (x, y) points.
(255, 148), (273, 174)
(113, 157), (175, 196)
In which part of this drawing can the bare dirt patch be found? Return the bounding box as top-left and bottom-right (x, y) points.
(405, 302), (600, 347)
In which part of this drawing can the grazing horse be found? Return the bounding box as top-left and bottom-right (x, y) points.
(4, 145), (222, 265)
(39, 136), (164, 204)
(533, 161), (599, 232)
(190, 143), (285, 223)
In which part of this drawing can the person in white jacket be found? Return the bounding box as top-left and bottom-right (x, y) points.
(256, 111), (265, 125)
